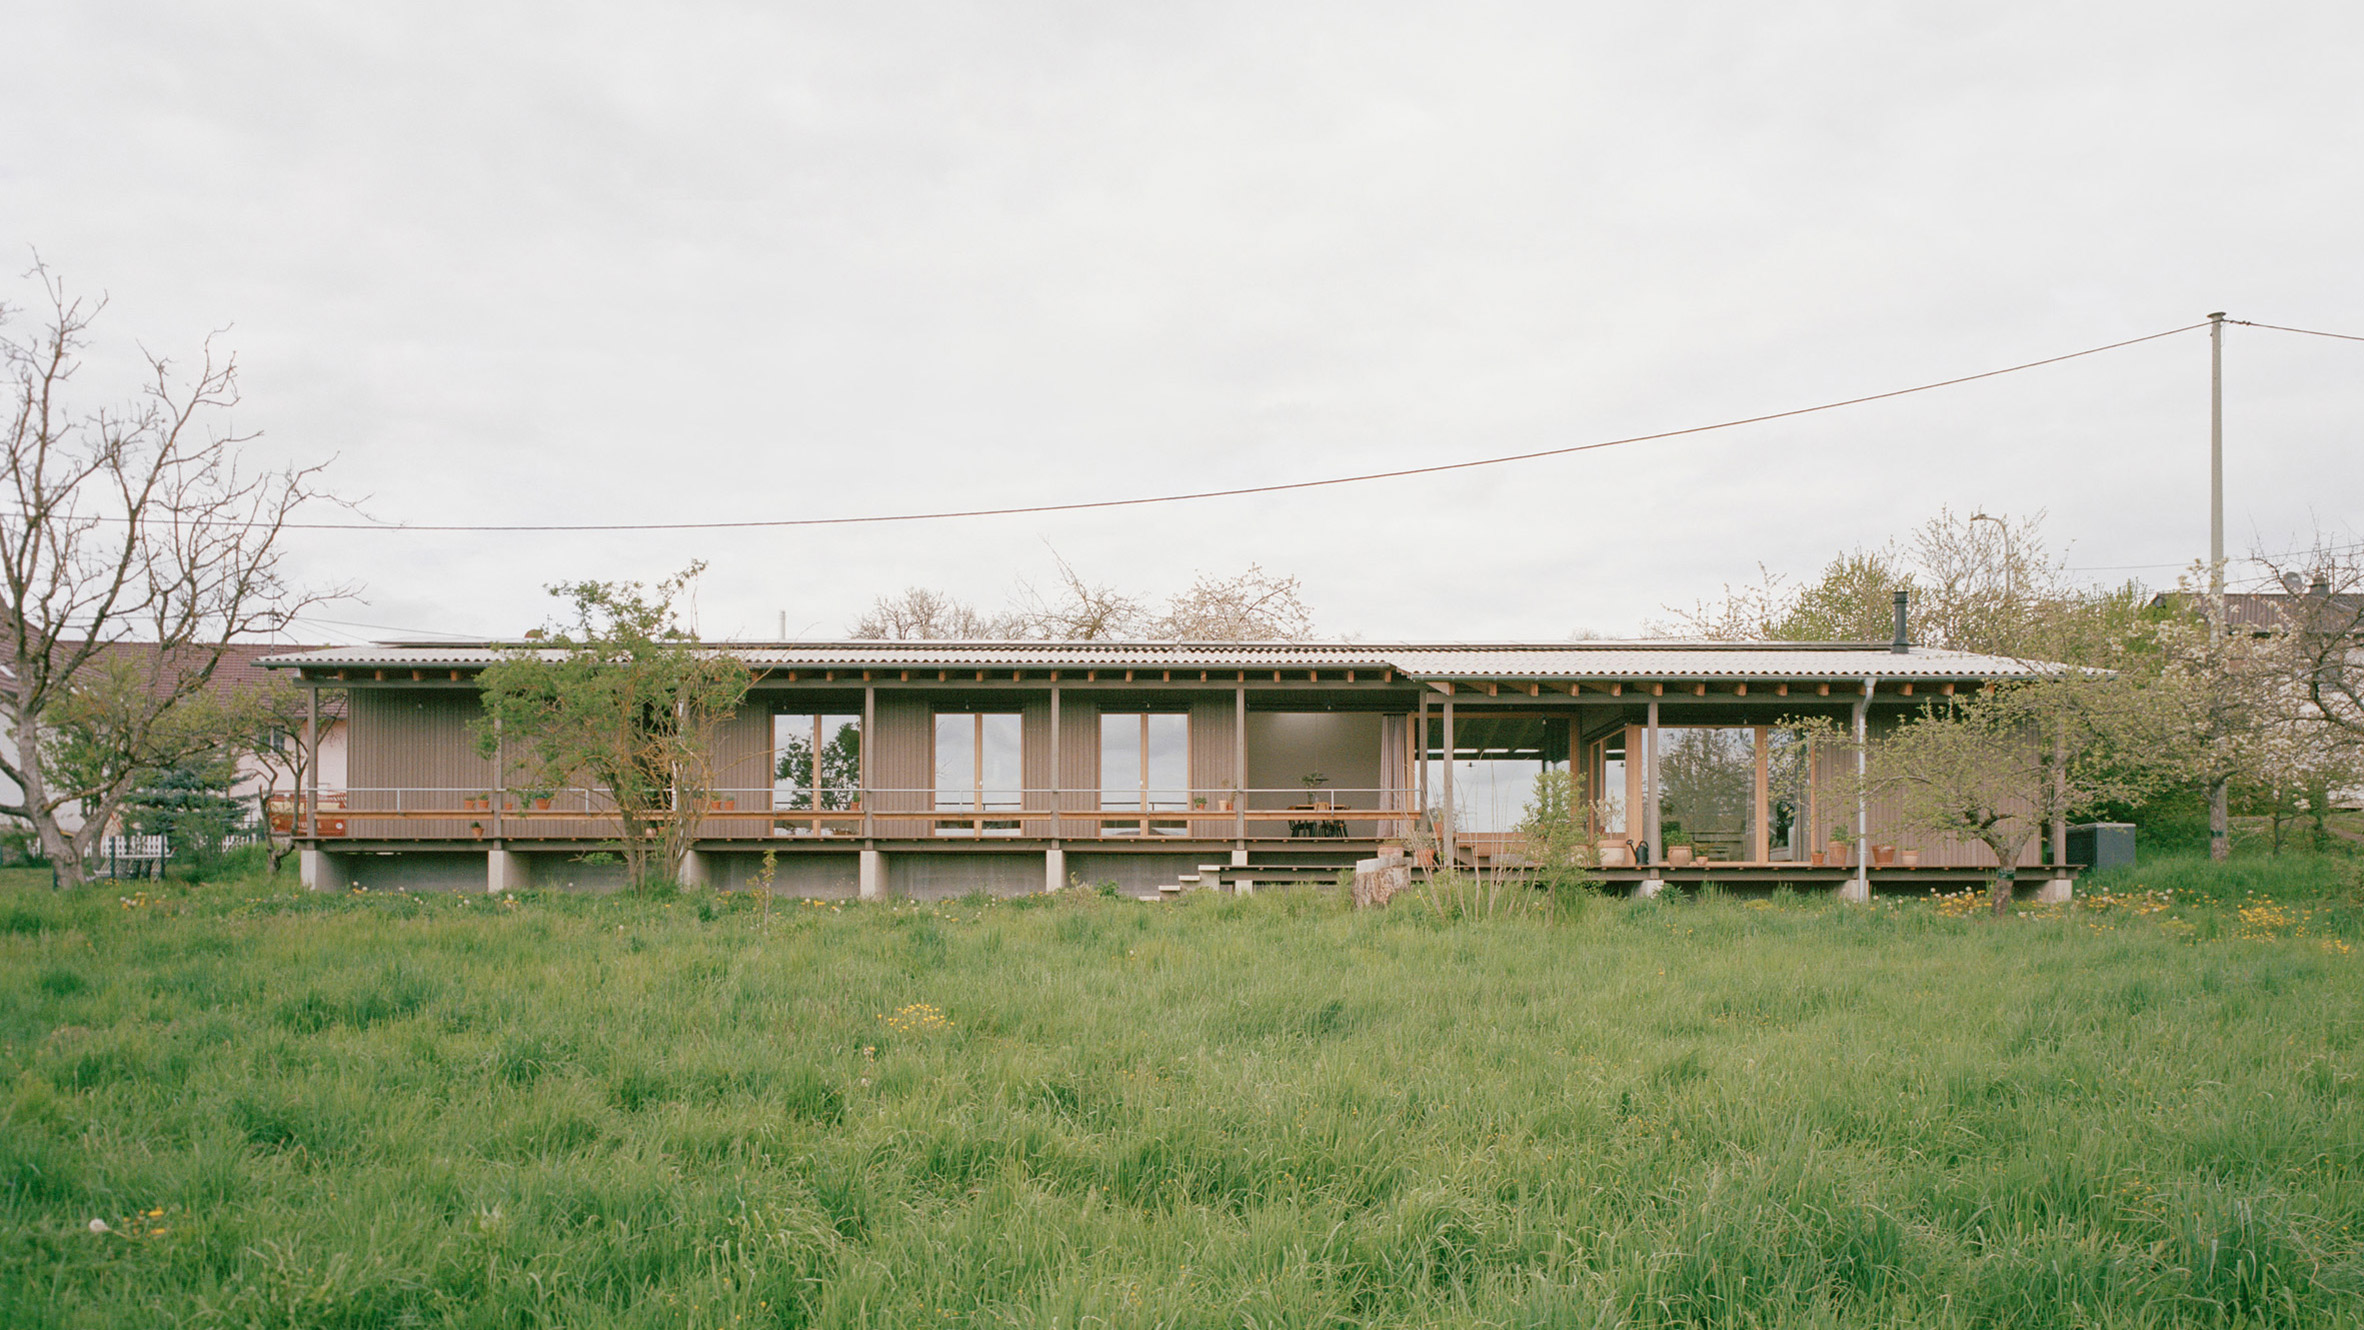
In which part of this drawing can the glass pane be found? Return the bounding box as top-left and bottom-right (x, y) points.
(1100, 713), (1142, 810)
(979, 714), (1023, 811)
(1660, 727), (1757, 861)
(1425, 716), (1569, 834)
(1145, 714), (1188, 811)
(934, 713), (974, 811)
(1596, 734), (1626, 835)
(817, 715), (861, 810)
(774, 713), (815, 811)
(1767, 728), (1811, 860)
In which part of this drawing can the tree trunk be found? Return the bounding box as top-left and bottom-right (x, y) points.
(2209, 776), (2230, 862)
(1991, 865), (2016, 916)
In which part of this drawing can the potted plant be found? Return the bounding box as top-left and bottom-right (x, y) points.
(1827, 826), (1853, 868)
(469, 821), (485, 840)
(1192, 796), (1207, 810)
(1597, 837), (1629, 867)
(1664, 825), (1694, 867)
(1900, 849), (1921, 868)
(1872, 844), (1898, 868)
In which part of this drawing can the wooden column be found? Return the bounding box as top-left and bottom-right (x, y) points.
(491, 717), (505, 841)
(304, 685), (321, 840)
(1416, 692), (1430, 820)
(1233, 685), (1247, 850)
(861, 685), (876, 843)
(1048, 685), (1062, 844)
(1752, 725), (1769, 864)
(1645, 697), (1662, 867)
(1441, 697), (1455, 868)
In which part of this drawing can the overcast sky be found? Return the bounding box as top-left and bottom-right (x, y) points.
(7, 4), (2361, 645)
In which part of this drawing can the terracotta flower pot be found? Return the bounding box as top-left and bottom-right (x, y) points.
(1873, 844), (1897, 868)
(1810, 851), (1826, 867)
(1668, 845), (1695, 866)
(1900, 850), (1921, 868)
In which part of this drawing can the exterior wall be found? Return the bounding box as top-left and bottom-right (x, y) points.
(870, 693), (933, 837)
(348, 689), (493, 838)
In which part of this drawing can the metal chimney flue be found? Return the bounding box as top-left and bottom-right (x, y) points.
(1891, 590), (1910, 654)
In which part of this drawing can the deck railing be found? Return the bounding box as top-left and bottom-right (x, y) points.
(313, 788), (1418, 842)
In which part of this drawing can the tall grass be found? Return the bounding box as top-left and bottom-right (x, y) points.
(3, 866), (2362, 1327)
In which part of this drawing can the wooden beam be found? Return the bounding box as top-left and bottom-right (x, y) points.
(1816, 682), (1830, 696)
(937, 670), (948, 682)
(975, 670), (986, 682)
(1609, 683), (1622, 696)
(448, 669), (461, 681)
(1775, 683), (1788, 696)
(1901, 682), (1914, 696)
(1941, 682), (1955, 696)
(1430, 680), (1455, 695)
(899, 670), (910, 682)
(1161, 670), (1171, 682)
(1273, 670), (1283, 683)
(1734, 682), (1747, 696)
(1692, 683), (1707, 696)
(411, 669), (424, 682)
(1308, 670), (1320, 683)
(1124, 669), (1135, 682)
(1650, 682), (1664, 696)
(1087, 669), (1098, 682)
(1345, 669), (1355, 683)
(1524, 682), (1541, 696)
(1384, 669), (1394, 682)
(826, 671), (837, 682)
(373, 669), (385, 682)
(787, 670), (800, 682)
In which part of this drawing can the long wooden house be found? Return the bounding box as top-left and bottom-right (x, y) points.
(264, 615), (2071, 898)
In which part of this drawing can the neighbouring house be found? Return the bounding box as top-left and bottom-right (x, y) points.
(263, 620), (2075, 899)
(0, 643), (348, 849)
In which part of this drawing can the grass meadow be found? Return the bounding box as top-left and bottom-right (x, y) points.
(4, 856), (2364, 1327)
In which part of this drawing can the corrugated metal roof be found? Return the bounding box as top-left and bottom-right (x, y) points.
(262, 640), (2046, 680)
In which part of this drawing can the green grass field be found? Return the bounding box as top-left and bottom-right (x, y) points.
(5, 857), (2364, 1328)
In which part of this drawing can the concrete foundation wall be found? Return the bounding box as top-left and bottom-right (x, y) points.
(341, 851), (492, 893)
(887, 853), (1042, 900)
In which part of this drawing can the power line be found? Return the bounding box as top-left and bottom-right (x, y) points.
(2229, 319), (2364, 345)
(264, 321), (2210, 534)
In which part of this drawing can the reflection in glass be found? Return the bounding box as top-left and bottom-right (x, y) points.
(934, 713), (1023, 812)
(1768, 728), (1811, 860)
(1100, 713), (1189, 811)
(1659, 727), (1756, 861)
(1425, 716), (1569, 834)
(1594, 733), (1626, 835)
(774, 713), (861, 811)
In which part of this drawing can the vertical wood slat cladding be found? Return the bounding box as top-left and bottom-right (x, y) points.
(1055, 696), (1097, 839)
(347, 689), (492, 839)
(1187, 696), (1235, 837)
(703, 702), (773, 839)
(1022, 696), (1053, 815)
(871, 694), (933, 837)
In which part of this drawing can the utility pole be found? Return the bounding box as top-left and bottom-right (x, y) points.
(2208, 312), (2226, 609)
(2206, 311), (2230, 862)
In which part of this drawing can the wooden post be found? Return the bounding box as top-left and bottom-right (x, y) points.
(1441, 697), (1455, 868)
(304, 685), (321, 840)
(491, 716), (505, 841)
(1753, 725), (1769, 864)
(1049, 684), (1062, 844)
(861, 685), (875, 843)
(1645, 697), (1661, 867)
(1416, 692), (1430, 822)
(1233, 685), (1247, 851)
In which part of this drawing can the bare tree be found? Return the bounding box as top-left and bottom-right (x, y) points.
(229, 676), (323, 877)
(0, 262), (341, 886)
(2258, 540), (2364, 755)
(850, 587), (1014, 640)
(1144, 563), (1315, 641)
(1007, 552), (1146, 641)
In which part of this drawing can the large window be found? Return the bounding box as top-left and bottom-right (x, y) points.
(1426, 716), (1569, 834)
(774, 713), (861, 811)
(935, 713), (1023, 832)
(1659, 727), (1756, 861)
(1101, 712), (1189, 835)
